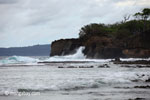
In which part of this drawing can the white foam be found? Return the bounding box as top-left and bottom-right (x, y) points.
(64, 46), (86, 59)
(0, 56), (39, 65)
(120, 58), (150, 61)
(44, 46), (112, 63)
(0, 67), (150, 93)
(1, 47), (149, 66)
(44, 46), (86, 62)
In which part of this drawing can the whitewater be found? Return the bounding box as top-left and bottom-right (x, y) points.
(0, 47), (149, 66)
(0, 47), (150, 100)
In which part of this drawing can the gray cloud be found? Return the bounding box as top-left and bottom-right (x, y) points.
(0, 0), (18, 4)
(0, 0), (150, 47)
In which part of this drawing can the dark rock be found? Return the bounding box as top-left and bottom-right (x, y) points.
(79, 66), (94, 68)
(131, 79), (139, 82)
(50, 39), (82, 56)
(114, 86), (130, 89)
(128, 98), (145, 100)
(141, 74), (145, 77)
(90, 66), (94, 68)
(113, 60), (150, 65)
(136, 65), (150, 68)
(120, 65), (136, 68)
(134, 85), (150, 89)
(67, 66), (77, 68)
(58, 66), (64, 68)
(58, 66), (78, 68)
(115, 58), (121, 62)
(98, 64), (110, 68)
(145, 78), (150, 82)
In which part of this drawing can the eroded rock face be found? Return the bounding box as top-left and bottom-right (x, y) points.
(50, 39), (82, 56)
(122, 49), (150, 58)
(121, 31), (150, 58)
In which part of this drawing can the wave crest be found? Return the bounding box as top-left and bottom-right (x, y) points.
(0, 56), (39, 65)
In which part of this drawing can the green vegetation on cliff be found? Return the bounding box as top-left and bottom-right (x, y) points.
(79, 8), (150, 40)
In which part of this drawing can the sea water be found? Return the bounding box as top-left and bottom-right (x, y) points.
(0, 47), (150, 100)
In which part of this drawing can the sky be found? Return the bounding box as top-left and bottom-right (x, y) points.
(0, 0), (150, 47)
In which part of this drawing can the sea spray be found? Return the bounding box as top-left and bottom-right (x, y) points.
(1, 48), (150, 65)
(45, 46), (86, 61)
(64, 46), (86, 59)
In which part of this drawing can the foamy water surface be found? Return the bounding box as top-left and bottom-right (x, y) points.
(0, 47), (150, 100)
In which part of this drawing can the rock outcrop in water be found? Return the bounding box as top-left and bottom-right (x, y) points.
(50, 39), (82, 56)
(50, 9), (150, 58)
(50, 29), (150, 58)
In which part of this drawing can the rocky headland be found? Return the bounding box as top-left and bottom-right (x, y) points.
(50, 27), (150, 59)
(50, 9), (150, 59)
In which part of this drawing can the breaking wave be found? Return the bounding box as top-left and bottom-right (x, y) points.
(44, 47), (112, 62)
(64, 46), (86, 59)
(0, 56), (39, 65)
(1, 71), (150, 94)
(0, 46), (150, 65)
(45, 46), (86, 61)
(0, 47), (86, 65)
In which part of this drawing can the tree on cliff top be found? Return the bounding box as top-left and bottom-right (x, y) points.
(79, 23), (107, 38)
(134, 8), (150, 20)
(79, 8), (150, 39)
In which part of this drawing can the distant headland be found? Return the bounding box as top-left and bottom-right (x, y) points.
(0, 44), (50, 56)
(50, 8), (150, 59)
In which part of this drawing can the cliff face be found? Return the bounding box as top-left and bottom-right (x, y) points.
(50, 39), (82, 56)
(82, 36), (125, 58)
(121, 31), (150, 58)
(50, 30), (150, 58)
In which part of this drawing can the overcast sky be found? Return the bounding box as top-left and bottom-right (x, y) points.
(0, 0), (150, 47)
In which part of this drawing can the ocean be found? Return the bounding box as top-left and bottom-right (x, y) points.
(0, 47), (150, 100)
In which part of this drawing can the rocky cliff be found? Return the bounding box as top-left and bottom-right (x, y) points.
(50, 30), (150, 58)
(50, 19), (150, 59)
(50, 39), (82, 56)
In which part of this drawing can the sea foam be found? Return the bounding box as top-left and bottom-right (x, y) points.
(0, 46), (150, 66)
(0, 56), (39, 65)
